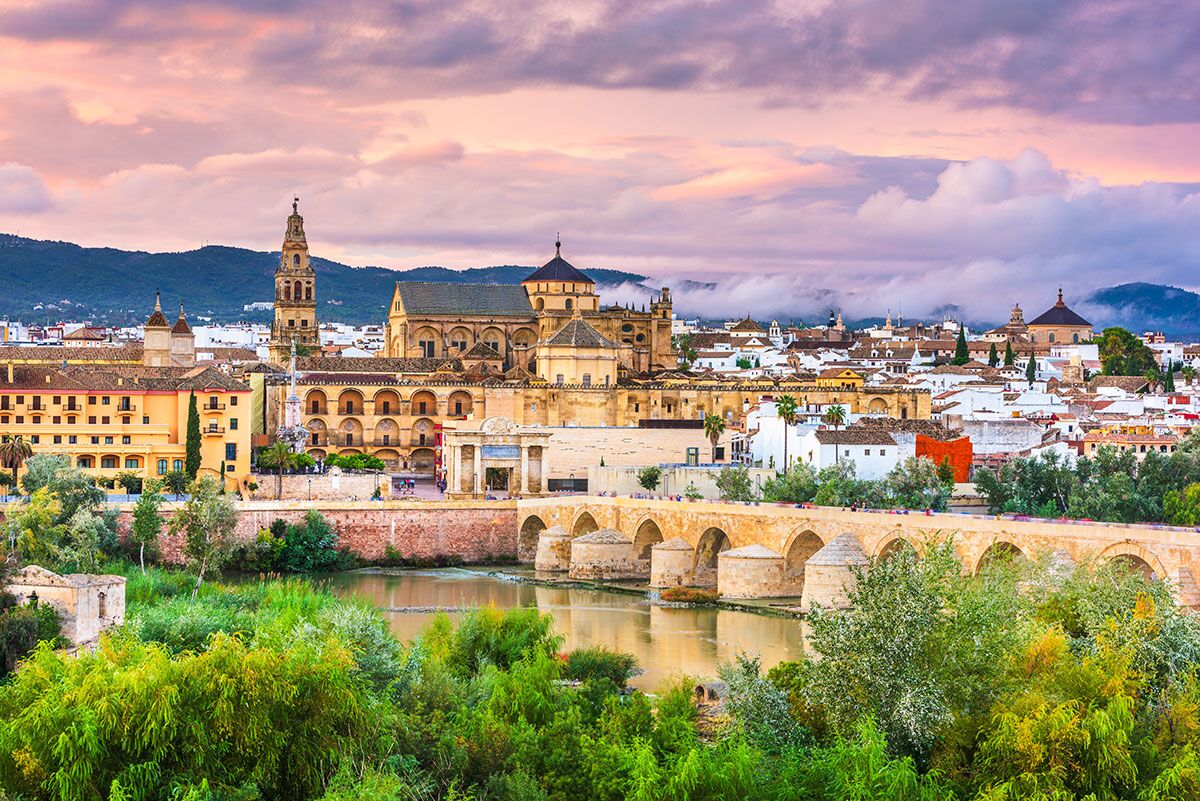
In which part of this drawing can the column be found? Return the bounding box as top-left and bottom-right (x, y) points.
(473, 444), (482, 495)
(446, 444), (458, 493)
(520, 445), (530, 494)
(539, 447), (548, 494)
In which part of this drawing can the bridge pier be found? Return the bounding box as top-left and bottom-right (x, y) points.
(718, 545), (787, 598)
(651, 538), (695, 588)
(801, 533), (869, 612)
(534, 525), (571, 572)
(569, 528), (641, 580)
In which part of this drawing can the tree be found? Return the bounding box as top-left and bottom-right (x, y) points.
(775, 394), (799, 470)
(114, 470), (142, 496)
(1164, 367), (1176, 393)
(822, 405), (846, 464)
(1097, 326), (1159, 378)
(130, 479), (165, 574)
(184, 390), (201, 480)
(163, 469), (189, 500)
(952, 326), (969, 365)
(257, 441), (301, 499)
(672, 333), (697, 369)
(1164, 483), (1200, 526)
(936, 455), (956, 486)
(636, 466), (662, 493)
(703, 413), (726, 463)
(1003, 340), (1015, 367)
(18, 453), (103, 522)
(761, 463), (818, 503)
(169, 476), (239, 598)
(987, 342), (998, 368)
(1025, 353), (1037, 384)
(714, 465), (756, 501)
(0, 434), (33, 490)
(735, 356), (753, 369)
(1182, 366), (1197, 386)
(885, 456), (950, 511)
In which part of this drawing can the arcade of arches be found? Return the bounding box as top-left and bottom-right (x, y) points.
(517, 495), (1200, 609)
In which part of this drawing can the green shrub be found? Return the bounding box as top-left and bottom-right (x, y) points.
(227, 511), (356, 574)
(0, 608), (38, 676)
(564, 646), (639, 687)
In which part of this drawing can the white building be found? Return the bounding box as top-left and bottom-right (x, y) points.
(797, 429), (907, 480)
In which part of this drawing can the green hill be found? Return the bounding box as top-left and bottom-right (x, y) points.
(0, 234), (649, 327)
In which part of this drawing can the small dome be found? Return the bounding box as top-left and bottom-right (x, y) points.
(539, 524), (569, 538)
(653, 537), (693, 551)
(806, 533), (869, 566)
(573, 528), (631, 544)
(719, 544), (783, 560)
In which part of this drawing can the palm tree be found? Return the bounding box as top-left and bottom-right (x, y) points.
(257, 441), (300, 499)
(0, 434), (33, 491)
(1183, 366), (1197, 386)
(775, 394), (799, 471)
(703, 413), (726, 464)
(821, 405), (846, 464)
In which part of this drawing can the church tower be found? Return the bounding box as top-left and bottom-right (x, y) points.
(142, 291), (172, 367)
(269, 197), (318, 364)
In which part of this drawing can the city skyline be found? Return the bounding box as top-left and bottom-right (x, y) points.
(1, 0), (1198, 321)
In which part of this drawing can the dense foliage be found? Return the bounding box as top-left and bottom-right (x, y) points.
(228, 512), (357, 573)
(2, 544), (1199, 800)
(324, 453), (386, 472)
(975, 436), (1200, 523)
(1098, 325), (1161, 378)
(742, 456), (955, 510)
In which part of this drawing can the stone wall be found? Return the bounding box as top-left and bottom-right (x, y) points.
(62, 500), (519, 564)
(589, 465), (776, 498)
(246, 471), (390, 501)
(543, 426), (733, 478)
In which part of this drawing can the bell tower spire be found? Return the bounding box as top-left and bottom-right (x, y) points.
(269, 197), (318, 365)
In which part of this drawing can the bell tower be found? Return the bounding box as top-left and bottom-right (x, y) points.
(269, 197), (318, 364)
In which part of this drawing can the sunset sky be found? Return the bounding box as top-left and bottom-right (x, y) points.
(1, 0), (1198, 320)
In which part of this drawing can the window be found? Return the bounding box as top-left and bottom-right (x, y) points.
(485, 340), (500, 354)
(0, 417), (6, 425)
(1048, 332), (1056, 343)
(450, 337), (467, 351)
(15, 416), (22, 424)
(417, 401), (428, 414)
(30, 435), (39, 444)
(67, 416), (76, 424)
(121, 416), (130, 424)
(78, 456), (93, 468)
(68, 435), (77, 444)
(53, 435), (62, 444)
(230, 418), (238, 430)
(292, 253), (300, 267)
(225, 443), (237, 461)
(582, 374), (592, 386)
(90, 436), (99, 445)
(419, 339), (435, 358)
(173, 459), (183, 472)
(1073, 333), (1080, 343)
(31, 415), (40, 424)
(227, 463), (236, 472)
(230, 396), (237, 406)
(556, 374), (564, 385)
(288, 319), (295, 327)
(453, 401), (463, 415)
(14, 396), (23, 404)
(157, 459), (167, 475)
(565, 299), (573, 311)
(53, 416), (60, 424)
(53, 396), (61, 405)
(88, 396), (97, 405)
(122, 435), (131, 444)
(101, 416), (109, 425)
(101, 456), (117, 469)
(864, 449), (871, 456)
(714, 446), (725, 461)
(125, 457), (139, 469)
(301, 319), (307, 327)
(104, 436), (113, 445)
(380, 401), (391, 414)
(102, 396), (110, 405)
(143, 416), (149, 425)
(86, 416), (96, 425)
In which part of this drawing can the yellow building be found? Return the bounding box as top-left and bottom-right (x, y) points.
(1, 297), (251, 489)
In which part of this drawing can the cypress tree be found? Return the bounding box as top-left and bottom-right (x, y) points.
(1004, 341), (1015, 367)
(952, 327), (969, 365)
(1165, 369), (1176, 393)
(988, 342), (998, 368)
(1026, 354), (1037, 385)
(185, 390), (201, 480)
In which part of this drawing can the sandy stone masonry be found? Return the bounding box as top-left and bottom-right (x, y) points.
(517, 496), (1200, 608)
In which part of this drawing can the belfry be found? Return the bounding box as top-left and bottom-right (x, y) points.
(268, 197), (319, 364)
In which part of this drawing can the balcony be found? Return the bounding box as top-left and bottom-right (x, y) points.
(336, 437), (365, 448)
(307, 405), (329, 416)
(203, 426), (226, 436)
(117, 404), (137, 413)
(204, 402), (226, 411)
(338, 406), (361, 416)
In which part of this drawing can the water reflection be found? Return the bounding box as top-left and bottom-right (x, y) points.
(323, 568), (807, 689)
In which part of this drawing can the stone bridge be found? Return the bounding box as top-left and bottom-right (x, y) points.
(515, 496), (1200, 610)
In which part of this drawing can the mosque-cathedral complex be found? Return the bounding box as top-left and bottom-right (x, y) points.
(265, 203), (929, 473)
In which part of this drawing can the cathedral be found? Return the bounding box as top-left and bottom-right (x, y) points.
(383, 237), (677, 380)
(267, 198), (319, 364)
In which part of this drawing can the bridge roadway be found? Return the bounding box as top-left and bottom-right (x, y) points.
(515, 496), (1200, 608)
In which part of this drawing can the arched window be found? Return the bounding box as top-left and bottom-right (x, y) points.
(292, 253), (300, 267)
(305, 283), (312, 300)
(284, 283), (291, 300)
(536, 298), (545, 311)
(294, 280), (302, 299)
(1073, 333), (1079, 343)
(1048, 332), (1056, 343)
(565, 299), (573, 311)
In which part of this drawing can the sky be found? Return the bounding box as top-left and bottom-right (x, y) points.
(1, 0), (1199, 321)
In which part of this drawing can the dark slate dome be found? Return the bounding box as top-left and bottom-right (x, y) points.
(522, 238), (593, 284)
(1028, 289), (1092, 327)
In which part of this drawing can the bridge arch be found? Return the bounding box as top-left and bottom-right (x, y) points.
(784, 529), (824, 596)
(518, 514), (546, 561)
(876, 535), (918, 561)
(693, 527), (731, 586)
(1097, 542), (1167, 581)
(976, 540), (1029, 574)
(632, 518), (664, 561)
(572, 511), (599, 537)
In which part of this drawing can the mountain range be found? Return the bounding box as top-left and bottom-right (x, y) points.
(1, 234), (1197, 337)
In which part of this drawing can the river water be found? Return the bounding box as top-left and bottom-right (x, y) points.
(323, 568), (807, 689)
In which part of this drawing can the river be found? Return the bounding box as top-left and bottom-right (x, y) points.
(324, 568), (807, 689)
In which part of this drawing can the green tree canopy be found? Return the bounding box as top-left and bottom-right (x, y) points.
(1098, 325), (1160, 378)
(952, 326), (969, 365)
